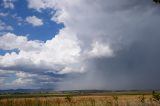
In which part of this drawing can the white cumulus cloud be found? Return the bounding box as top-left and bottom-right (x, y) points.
(26, 16), (44, 26)
(3, 0), (15, 9)
(0, 33), (43, 51)
(0, 29), (81, 73)
(0, 12), (8, 17)
(0, 21), (13, 32)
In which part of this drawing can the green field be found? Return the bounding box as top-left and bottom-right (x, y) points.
(0, 91), (157, 99)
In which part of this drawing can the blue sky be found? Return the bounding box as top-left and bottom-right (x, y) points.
(0, 0), (63, 41)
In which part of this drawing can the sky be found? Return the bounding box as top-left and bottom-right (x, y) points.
(0, 0), (160, 90)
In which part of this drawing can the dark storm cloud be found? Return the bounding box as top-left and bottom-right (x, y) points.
(87, 36), (160, 90)
(59, 34), (160, 90)
(56, 0), (160, 90)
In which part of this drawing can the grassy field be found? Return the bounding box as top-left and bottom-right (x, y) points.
(0, 91), (160, 106)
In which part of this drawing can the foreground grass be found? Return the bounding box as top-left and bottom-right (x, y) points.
(0, 95), (160, 106)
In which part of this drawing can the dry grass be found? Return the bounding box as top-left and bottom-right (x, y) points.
(0, 95), (160, 106)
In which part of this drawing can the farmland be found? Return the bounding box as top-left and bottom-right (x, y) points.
(0, 90), (160, 106)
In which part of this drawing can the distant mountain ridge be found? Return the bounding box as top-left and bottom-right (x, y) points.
(0, 89), (159, 94)
(0, 89), (55, 94)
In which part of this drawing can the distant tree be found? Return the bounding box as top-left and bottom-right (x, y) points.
(153, 0), (160, 3)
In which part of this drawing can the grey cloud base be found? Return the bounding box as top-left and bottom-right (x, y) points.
(56, 0), (160, 90)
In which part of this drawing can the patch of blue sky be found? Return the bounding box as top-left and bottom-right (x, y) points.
(0, 49), (19, 56)
(0, 0), (64, 41)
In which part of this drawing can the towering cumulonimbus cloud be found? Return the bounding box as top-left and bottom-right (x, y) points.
(0, 0), (160, 89)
